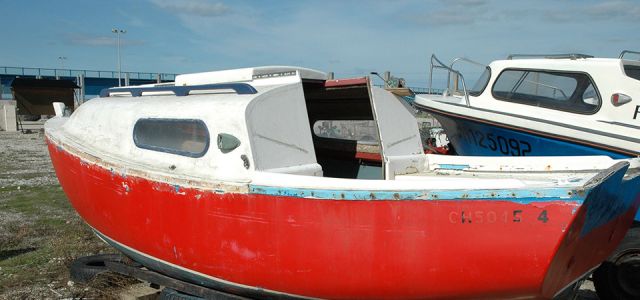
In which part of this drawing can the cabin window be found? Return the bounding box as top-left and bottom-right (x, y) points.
(310, 120), (382, 179)
(624, 65), (640, 81)
(469, 67), (491, 96)
(313, 120), (379, 142)
(133, 118), (210, 157)
(492, 69), (601, 114)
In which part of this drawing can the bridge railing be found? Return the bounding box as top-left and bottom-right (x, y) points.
(0, 66), (177, 81)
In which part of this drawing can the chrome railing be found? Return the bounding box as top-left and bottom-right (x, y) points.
(506, 53), (593, 60)
(620, 50), (640, 60)
(428, 54), (470, 106)
(448, 57), (486, 96)
(449, 57), (486, 70)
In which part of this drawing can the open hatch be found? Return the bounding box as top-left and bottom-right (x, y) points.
(301, 77), (424, 180)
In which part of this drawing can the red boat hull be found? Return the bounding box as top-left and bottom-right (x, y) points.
(47, 140), (639, 299)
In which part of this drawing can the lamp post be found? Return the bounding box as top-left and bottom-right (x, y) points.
(111, 28), (126, 86)
(58, 56), (67, 69)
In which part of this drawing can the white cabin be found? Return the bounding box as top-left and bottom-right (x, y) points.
(49, 66), (428, 184)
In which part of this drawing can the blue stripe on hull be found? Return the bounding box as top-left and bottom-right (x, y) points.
(433, 112), (630, 159)
(249, 185), (583, 204)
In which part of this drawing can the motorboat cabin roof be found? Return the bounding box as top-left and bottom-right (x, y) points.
(494, 52), (640, 69)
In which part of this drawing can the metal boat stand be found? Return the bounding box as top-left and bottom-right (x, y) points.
(70, 254), (249, 300)
(70, 254), (585, 300)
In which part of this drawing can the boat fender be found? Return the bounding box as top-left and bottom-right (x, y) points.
(217, 133), (241, 153)
(53, 102), (65, 117)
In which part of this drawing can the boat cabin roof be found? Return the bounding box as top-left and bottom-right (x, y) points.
(490, 57), (640, 71)
(175, 66), (327, 86)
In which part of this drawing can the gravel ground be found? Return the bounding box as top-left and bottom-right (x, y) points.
(0, 131), (57, 188)
(0, 130), (602, 299)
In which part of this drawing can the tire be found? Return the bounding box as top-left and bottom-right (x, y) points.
(69, 254), (125, 284)
(593, 225), (640, 300)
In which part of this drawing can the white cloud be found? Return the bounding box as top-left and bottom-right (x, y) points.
(442, 0), (490, 7)
(408, 0), (491, 27)
(585, 1), (640, 19)
(70, 36), (114, 46)
(543, 0), (640, 23)
(67, 34), (145, 47)
(150, 0), (229, 17)
(118, 9), (147, 27)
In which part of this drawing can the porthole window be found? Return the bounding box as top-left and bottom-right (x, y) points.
(133, 118), (210, 157)
(492, 69), (601, 114)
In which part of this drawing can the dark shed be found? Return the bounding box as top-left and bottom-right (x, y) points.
(11, 78), (78, 115)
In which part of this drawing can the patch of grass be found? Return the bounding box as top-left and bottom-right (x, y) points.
(0, 185), (69, 215)
(0, 221), (33, 252)
(0, 184), (112, 295)
(0, 171), (53, 181)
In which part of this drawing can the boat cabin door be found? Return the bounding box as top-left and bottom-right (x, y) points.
(367, 83), (424, 179)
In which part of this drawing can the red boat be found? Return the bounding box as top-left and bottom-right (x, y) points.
(46, 67), (640, 299)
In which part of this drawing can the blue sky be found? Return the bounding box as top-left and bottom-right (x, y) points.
(0, 0), (638, 87)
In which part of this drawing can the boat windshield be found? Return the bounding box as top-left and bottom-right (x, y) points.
(469, 67), (491, 96)
(624, 64), (640, 81)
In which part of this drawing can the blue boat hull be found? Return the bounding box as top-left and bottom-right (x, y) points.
(433, 113), (630, 159)
(426, 110), (639, 221)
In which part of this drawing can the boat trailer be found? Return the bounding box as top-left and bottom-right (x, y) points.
(70, 254), (249, 300)
(70, 254), (586, 300)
